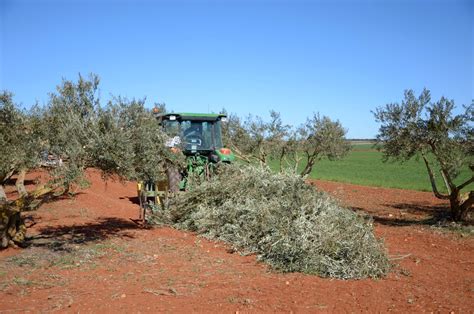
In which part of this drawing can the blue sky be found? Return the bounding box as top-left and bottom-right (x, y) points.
(1, 0), (472, 138)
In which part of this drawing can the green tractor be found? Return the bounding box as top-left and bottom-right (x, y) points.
(137, 111), (234, 218)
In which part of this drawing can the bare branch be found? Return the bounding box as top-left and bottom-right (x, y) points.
(229, 144), (253, 164)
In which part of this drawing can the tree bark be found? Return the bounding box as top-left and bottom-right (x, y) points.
(429, 142), (457, 192)
(0, 187), (8, 248)
(0, 185), (7, 203)
(421, 153), (474, 221)
(450, 190), (473, 221)
(421, 154), (449, 200)
(300, 157), (315, 177)
(15, 169), (28, 197)
(279, 148), (286, 172)
(0, 203), (27, 249)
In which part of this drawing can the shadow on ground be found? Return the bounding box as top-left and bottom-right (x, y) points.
(27, 217), (141, 251)
(4, 178), (38, 186)
(354, 202), (457, 227)
(121, 196), (140, 205)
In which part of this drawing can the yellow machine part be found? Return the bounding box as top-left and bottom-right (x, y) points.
(137, 180), (168, 205)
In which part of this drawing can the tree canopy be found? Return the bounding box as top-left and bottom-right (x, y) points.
(0, 74), (183, 248)
(374, 89), (473, 221)
(222, 110), (350, 177)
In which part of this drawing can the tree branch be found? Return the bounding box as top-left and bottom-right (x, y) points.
(1, 168), (16, 185)
(458, 176), (474, 191)
(440, 169), (452, 195)
(421, 154), (450, 200)
(294, 153), (302, 174)
(429, 142), (457, 192)
(229, 144), (253, 164)
(15, 169), (28, 198)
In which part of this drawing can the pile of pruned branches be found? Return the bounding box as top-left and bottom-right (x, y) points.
(149, 165), (390, 279)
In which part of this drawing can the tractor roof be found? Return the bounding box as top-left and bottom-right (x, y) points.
(159, 112), (227, 122)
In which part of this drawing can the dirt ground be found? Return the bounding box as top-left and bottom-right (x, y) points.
(1, 170), (472, 312)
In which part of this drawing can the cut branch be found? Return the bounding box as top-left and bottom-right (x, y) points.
(229, 144), (253, 164)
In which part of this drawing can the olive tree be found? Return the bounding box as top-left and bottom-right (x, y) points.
(373, 89), (473, 221)
(95, 97), (183, 183)
(222, 110), (350, 177)
(0, 92), (47, 248)
(1, 74), (182, 248)
(298, 114), (351, 176)
(222, 111), (291, 165)
(0, 92), (43, 199)
(40, 75), (181, 190)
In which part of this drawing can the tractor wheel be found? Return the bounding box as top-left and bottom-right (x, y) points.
(166, 167), (181, 193)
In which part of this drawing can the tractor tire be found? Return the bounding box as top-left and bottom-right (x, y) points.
(166, 167), (181, 193)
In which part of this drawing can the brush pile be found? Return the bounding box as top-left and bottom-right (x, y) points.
(150, 165), (389, 279)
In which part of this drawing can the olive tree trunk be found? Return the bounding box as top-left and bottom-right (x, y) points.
(450, 190), (474, 222)
(422, 154), (473, 221)
(0, 204), (26, 249)
(15, 169), (28, 197)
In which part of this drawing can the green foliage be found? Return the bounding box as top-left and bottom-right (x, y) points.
(298, 113), (351, 176)
(0, 91), (42, 183)
(223, 111), (291, 165)
(150, 164), (389, 279)
(36, 74), (183, 189)
(38, 74), (102, 190)
(222, 110), (350, 177)
(96, 97), (184, 182)
(1, 73), (184, 248)
(373, 89), (473, 220)
(373, 89), (472, 175)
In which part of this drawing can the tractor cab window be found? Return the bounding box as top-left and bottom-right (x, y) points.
(182, 121), (210, 151)
(163, 117), (225, 152)
(213, 120), (224, 149)
(162, 120), (180, 137)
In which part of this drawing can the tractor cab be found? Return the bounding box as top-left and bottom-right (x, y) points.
(137, 111), (235, 223)
(158, 113), (235, 163)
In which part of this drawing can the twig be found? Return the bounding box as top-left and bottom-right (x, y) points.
(143, 288), (178, 296)
(389, 253), (412, 261)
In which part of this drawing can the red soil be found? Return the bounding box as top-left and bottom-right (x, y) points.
(1, 170), (472, 312)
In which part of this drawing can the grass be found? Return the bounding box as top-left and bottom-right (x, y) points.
(268, 143), (473, 192)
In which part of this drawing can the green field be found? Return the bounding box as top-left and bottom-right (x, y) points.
(268, 143), (473, 192)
